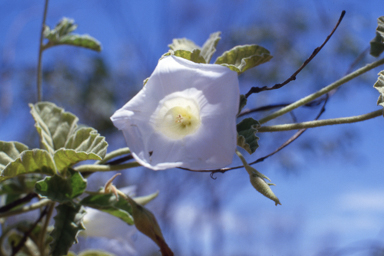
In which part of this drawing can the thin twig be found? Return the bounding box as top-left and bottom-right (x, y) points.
(0, 193), (38, 213)
(11, 205), (49, 256)
(245, 10), (346, 98)
(36, 0), (49, 102)
(180, 96), (329, 174)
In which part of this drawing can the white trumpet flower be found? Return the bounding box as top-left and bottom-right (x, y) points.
(111, 55), (239, 170)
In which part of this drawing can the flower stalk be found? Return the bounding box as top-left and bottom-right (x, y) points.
(258, 109), (383, 132)
(258, 57), (384, 124)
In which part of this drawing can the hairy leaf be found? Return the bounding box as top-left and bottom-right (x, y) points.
(80, 194), (134, 225)
(125, 196), (173, 256)
(374, 70), (384, 113)
(173, 49), (206, 64)
(44, 18), (102, 52)
(53, 149), (101, 173)
(30, 102), (78, 154)
(1, 150), (56, 181)
(64, 128), (108, 158)
(238, 94), (247, 115)
(215, 45), (273, 73)
(168, 38), (200, 52)
(50, 203), (86, 256)
(35, 168), (86, 203)
(0, 141), (29, 172)
(370, 17), (384, 57)
(200, 31), (221, 63)
(237, 118), (260, 154)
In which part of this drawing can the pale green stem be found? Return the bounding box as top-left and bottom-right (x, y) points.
(0, 199), (51, 218)
(36, 0), (49, 102)
(259, 58), (384, 124)
(96, 147), (131, 164)
(38, 202), (55, 256)
(258, 109), (383, 132)
(75, 162), (141, 173)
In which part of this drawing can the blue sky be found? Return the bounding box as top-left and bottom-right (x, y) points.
(1, 1), (384, 255)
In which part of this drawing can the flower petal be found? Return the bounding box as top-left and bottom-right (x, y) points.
(111, 55), (239, 170)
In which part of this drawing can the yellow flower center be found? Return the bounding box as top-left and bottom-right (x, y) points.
(153, 97), (201, 140)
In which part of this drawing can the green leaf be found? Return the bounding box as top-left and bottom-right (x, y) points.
(200, 31), (221, 63)
(53, 149), (101, 173)
(168, 38), (200, 52)
(374, 70), (384, 112)
(80, 194), (134, 225)
(215, 45), (273, 73)
(125, 195), (174, 256)
(0, 141), (29, 172)
(1, 150), (56, 181)
(174, 49), (206, 64)
(237, 118), (260, 154)
(35, 168), (87, 203)
(30, 102), (78, 155)
(50, 203), (86, 256)
(44, 18), (102, 52)
(55, 34), (102, 52)
(238, 94), (247, 115)
(64, 128), (108, 158)
(370, 17), (384, 57)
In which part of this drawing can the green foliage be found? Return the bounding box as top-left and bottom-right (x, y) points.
(125, 195), (174, 256)
(168, 31), (221, 64)
(35, 168), (87, 203)
(174, 49), (206, 63)
(44, 18), (102, 52)
(77, 250), (117, 256)
(238, 94), (247, 114)
(200, 31), (221, 63)
(50, 203), (86, 256)
(80, 193), (134, 225)
(370, 16), (384, 57)
(30, 102), (108, 174)
(1, 150), (56, 181)
(215, 45), (273, 73)
(0, 141), (29, 172)
(374, 70), (384, 113)
(133, 191), (159, 205)
(168, 38), (200, 52)
(237, 118), (260, 154)
(30, 102), (78, 154)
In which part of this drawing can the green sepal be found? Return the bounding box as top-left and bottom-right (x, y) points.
(35, 168), (87, 203)
(80, 194), (134, 225)
(1, 149), (56, 182)
(215, 44), (272, 73)
(370, 17), (384, 57)
(200, 31), (221, 63)
(44, 18), (101, 52)
(0, 141), (29, 172)
(174, 49), (206, 64)
(133, 191), (159, 206)
(30, 102), (78, 154)
(236, 150), (281, 206)
(374, 70), (384, 113)
(237, 118), (260, 154)
(168, 37), (200, 52)
(50, 203), (86, 256)
(125, 195), (174, 256)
